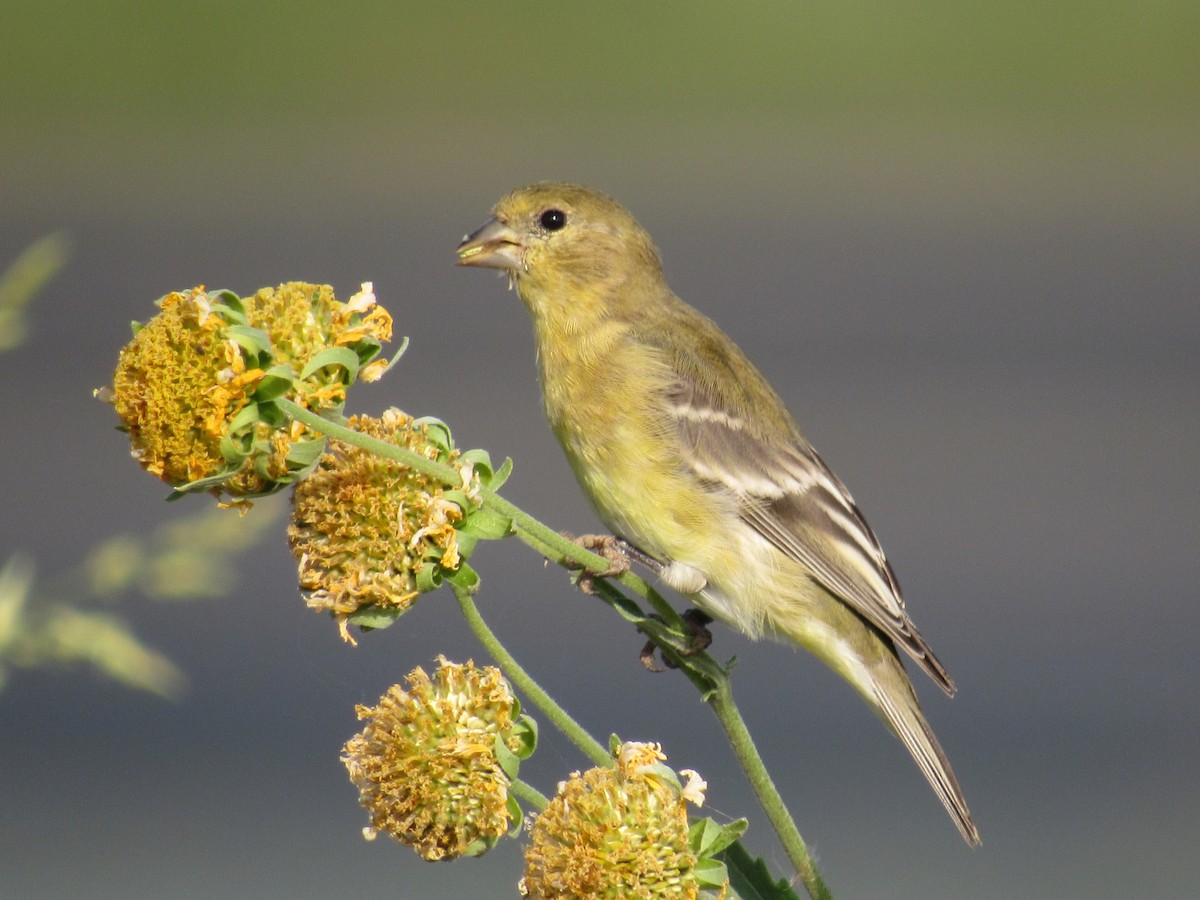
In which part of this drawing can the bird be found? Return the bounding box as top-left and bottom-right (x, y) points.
(455, 182), (980, 846)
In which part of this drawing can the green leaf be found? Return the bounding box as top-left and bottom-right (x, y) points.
(694, 857), (731, 891)
(225, 401), (266, 435)
(253, 400), (288, 429)
(251, 364), (296, 401)
(360, 336), (408, 380)
(444, 562), (480, 593)
(299, 346), (360, 380)
(599, 587), (654, 626)
(486, 456), (514, 491)
(217, 430), (251, 465)
(458, 505), (515, 540)
(455, 532), (479, 560)
(442, 489), (473, 512)
(284, 437), (328, 468)
(721, 841), (803, 900)
(691, 817), (724, 856)
(462, 833), (500, 858)
(209, 289), (246, 321)
(457, 448), (494, 482)
(494, 733), (521, 782)
(222, 323), (274, 357)
(167, 466), (239, 497)
(412, 416), (453, 454)
(510, 713), (538, 761)
(641, 761), (682, 792)
(414, 560), (443, 593)
(165, 469), (290, 502)
(691, 816), (748, 858)
(251, 442), (277, 479)
(505, 793), (524, 836)
(349, 334), (381, 362)
(218, 409), (261, 463)
(345, 604), (410, 632)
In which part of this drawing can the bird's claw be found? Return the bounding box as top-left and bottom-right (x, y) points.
(562, 532), (632, 593)
(639, 639), (667, 673)
(639, 608), (715, 672)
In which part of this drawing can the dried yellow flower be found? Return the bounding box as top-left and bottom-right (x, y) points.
(108, 287), (261, 488)
(342, 658), (526, 860)
(102, 281), (395, 502)
(521, 741), (703, 899)
(288, 409), (465, 640)
(241, 281), (392, 411)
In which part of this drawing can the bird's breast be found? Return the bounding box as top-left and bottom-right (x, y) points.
(533, 320), (725, 570)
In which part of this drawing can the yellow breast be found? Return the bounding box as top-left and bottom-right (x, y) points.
(533, 313), (716, 562)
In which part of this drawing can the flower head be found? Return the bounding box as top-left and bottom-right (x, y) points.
(288, 409), (469, 641)
(520, 741), (708, 899)
(342, 657), (533, 860)
(101, 282), (394, 503)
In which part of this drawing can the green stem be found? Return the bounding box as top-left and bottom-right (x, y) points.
(280, 398), (463, 483)
(706, 677), (832, 900)
(477, 490), (686, 632)
(452, 582), (610, 769)
(508, 777), (549, 811)
(655, 639), (829, 899)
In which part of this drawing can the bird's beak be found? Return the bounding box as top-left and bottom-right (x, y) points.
(456, 216), (523, 270)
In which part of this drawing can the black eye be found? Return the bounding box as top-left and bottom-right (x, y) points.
(539, 208), (567, 231)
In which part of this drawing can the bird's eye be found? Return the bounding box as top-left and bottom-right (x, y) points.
(539, 208), (567, 231)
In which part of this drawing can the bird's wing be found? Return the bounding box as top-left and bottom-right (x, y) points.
(667, 377), (956, 695)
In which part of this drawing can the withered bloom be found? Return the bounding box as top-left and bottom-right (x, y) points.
(343, 658), (530, 860)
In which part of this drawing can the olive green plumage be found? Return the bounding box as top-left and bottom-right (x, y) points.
(457, 182), (980, 846)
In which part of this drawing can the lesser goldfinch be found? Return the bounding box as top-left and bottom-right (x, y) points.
(456, 183), (980, 846)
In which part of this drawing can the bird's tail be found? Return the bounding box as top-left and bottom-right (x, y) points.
(872, 670), (982, 847)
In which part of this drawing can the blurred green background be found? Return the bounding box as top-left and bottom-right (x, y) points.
(2, 3), (1197, 898)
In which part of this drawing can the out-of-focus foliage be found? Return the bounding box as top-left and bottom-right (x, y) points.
(0, 241), (281, 697)
(0, 232), (68, 351)
(0, 554), (182, 697)
(0, 501), (282, 698)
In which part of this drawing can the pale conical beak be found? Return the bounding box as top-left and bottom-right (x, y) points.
(456, 216), (523, 269)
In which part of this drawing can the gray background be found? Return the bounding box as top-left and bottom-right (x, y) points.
(2, 4), (1197, 898)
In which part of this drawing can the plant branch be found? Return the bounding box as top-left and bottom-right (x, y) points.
(451, 582), (610, 769)
(508, 777), (549, 811)
(706, 677), (832, 900)
(644, 638), (829, 899)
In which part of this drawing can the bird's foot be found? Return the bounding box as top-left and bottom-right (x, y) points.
(640, 608), (714, 672)
(562, 532), (632, 594)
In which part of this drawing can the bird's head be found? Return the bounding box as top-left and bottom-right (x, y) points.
(456, 183), (665, 316)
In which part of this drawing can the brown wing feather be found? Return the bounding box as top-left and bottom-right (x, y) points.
(667, 378), (956, 695)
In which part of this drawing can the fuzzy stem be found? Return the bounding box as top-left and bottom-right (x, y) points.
(452, 582), (610, 769)
(478, 491), (686, 632)
(650, 639), (828, 900)
(508, 777), (550, 811)
(707, 677), (832, 900)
